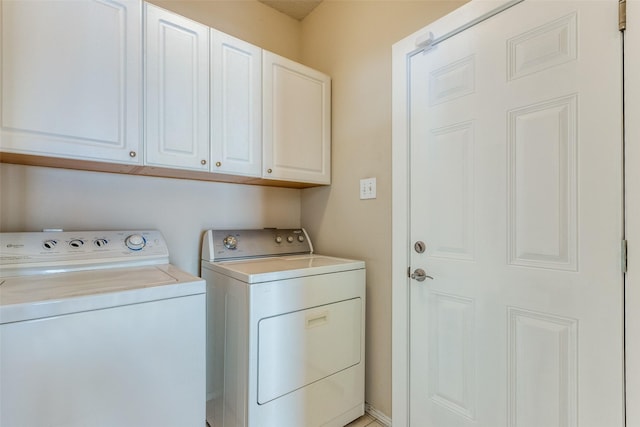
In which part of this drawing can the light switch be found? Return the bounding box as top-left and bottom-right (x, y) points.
(360, 178), (377, 200)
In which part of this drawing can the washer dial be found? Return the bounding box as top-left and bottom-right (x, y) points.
(42, 240), (58, 250)
(94, 238), (109, 248)
(69, 239), (84, 248)
(125, 234), (146, 251)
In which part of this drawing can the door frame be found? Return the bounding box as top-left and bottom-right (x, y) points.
(625, 1), (639, 426)
(391, 0), (638, 425)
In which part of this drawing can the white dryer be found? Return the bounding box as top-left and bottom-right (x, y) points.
(201, 228), (365, 427)
(0, 230), (206, 427)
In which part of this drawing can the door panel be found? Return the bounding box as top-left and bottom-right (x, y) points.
(408, 1), (623, 426)
(210, 29), (262, 177)
(423, 121), (475, 261)
(428, 292), (476, 420)
(257, 298), (362, 404)
(0, 0), (141, 163)
(144, 3), (209, 170)
(262, 51), (331, 184)
(507, 307), (578, 427)
(507, 95), (577, 270)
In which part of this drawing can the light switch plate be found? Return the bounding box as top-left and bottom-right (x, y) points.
(360, 178), (377, 200)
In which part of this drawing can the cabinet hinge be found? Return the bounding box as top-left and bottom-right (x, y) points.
(619, 0), (627, 31)
(622, 240), (628, 273)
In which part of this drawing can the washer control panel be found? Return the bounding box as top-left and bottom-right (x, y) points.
(203, 228), (312, 261)
(0, 230), (169, 272)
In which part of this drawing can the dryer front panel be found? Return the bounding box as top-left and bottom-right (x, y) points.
(257, 297), (362, 404)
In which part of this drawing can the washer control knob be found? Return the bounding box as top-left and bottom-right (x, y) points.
(69, 239), (84, 248)
(297, 235), (305, 242)
(223, 235), (238, 250)
(125, 234), (146, 251)
(275, 236), (283, 244)
(287, 236), (294, 243)
(42, 239), (58, 250)
(94, 238), (109, 248)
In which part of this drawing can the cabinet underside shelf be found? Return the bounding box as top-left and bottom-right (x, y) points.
(0, 153), (327, 189)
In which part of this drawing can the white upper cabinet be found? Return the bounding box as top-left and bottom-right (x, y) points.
(0, 1), (331, 187)
(210, 30), (262, 177)
(0, 0), (142, 164)
(144, 3), (210, 171)
(262, 52), (331, 185)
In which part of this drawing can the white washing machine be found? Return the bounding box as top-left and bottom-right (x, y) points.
(201, 228), (365, 427)
(0, 230), (206, 427)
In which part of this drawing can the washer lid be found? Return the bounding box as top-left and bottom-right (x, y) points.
(201, 254), (365, 284)
(0, 264), (204, 324)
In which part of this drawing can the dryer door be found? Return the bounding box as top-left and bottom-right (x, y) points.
(257, 297), (362, 404)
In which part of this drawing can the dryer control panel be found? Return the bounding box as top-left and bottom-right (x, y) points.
(202, 228), (313, 261)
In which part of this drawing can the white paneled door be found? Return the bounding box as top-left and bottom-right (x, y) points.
(407, 1), (624, 426)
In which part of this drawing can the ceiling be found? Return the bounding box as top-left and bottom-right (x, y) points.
(259, 0), (323, 21)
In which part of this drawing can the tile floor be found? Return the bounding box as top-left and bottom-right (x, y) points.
(345, 414), (386, 427)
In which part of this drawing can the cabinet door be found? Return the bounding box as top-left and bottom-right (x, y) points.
(0, 0), (141, 164)
(263, 52), (331, 185)
(144, 3), (209, 171)
(211, 30), (262, 177)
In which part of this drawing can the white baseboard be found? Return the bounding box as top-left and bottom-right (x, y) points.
(365, 402), (392, 427)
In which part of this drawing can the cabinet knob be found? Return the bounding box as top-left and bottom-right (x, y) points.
(267, 168), (273, 174)
(129, 151), (137, 158)
(215, 161), (222, 167)
(201, 159), (207, 165)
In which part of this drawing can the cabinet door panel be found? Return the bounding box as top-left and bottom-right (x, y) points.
(0, 0), (141, 163)
(211, 30), (262, 177)
(263, 52), (331, 185)
(144, 3), (209, 170)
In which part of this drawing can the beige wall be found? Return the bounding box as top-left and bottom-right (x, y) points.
(0, 164), (301, 275)
(147, 0), (303, 61)
(300, 0), (466, 418)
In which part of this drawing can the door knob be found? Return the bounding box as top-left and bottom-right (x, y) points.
(411, 268), (433, 282)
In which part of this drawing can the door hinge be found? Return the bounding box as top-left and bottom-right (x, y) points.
(619, 0), (627, 31)
(622, 240), (628, 273)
